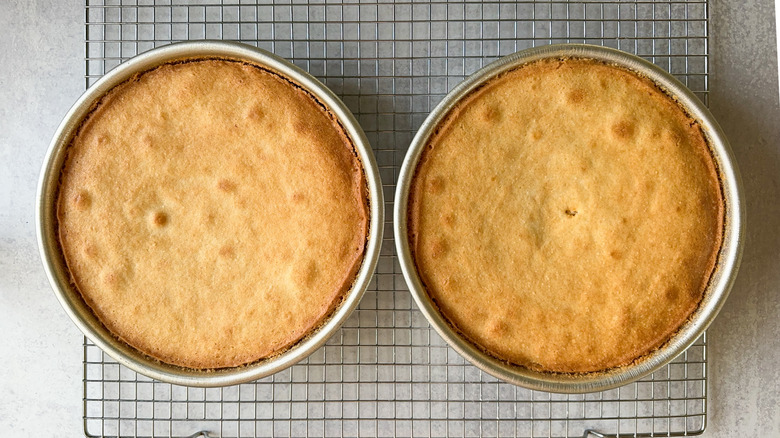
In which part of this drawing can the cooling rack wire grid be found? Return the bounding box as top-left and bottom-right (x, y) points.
(83, 0), (710, 436)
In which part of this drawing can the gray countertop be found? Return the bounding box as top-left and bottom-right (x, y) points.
(1, 0), (778, 436)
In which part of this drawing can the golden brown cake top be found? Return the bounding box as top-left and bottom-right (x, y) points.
(58, 59), (368, 369)
(409, 58), (723, 373)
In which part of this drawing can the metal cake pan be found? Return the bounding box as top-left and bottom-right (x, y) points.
(36, 41), (384, 387)
(394, 44), (744, 394)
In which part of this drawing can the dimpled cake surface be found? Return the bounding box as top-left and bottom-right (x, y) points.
(58, 59), (368, 369)
(408, 58), (723, 373)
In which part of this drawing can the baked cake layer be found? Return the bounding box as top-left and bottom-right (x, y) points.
(409, 58), (723, 373)
(58, 59), (368, 369)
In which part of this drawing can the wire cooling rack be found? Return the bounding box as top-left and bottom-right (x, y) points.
(83, 1), (710, 436)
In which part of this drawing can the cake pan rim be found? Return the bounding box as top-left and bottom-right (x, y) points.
(36, 40), (385, 387)
(393, 43), (744, 394)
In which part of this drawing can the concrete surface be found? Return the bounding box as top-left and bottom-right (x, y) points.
(1, 0), (778, 436)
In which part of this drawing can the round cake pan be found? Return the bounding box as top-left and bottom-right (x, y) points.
(37, 41), (384, 387)
(394, 44), (744, 393)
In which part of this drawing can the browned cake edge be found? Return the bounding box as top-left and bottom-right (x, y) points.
(55, 58), (370, 370)
(407, 57), (725, 375)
